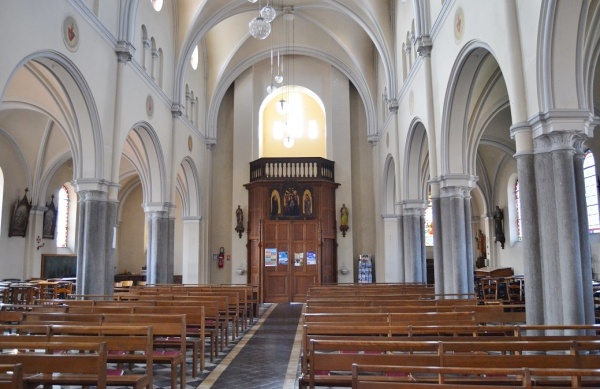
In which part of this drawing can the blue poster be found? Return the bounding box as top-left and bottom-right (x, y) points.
(278, 251), (288, 265)
(306, 251), (317, 265)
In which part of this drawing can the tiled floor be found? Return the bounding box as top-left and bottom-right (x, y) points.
(138, 302), (304, 389)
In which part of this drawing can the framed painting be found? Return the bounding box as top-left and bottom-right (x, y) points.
(8, 189), (32, 237)
(43, 195), (57, 240)
(41, 254), (77, 279)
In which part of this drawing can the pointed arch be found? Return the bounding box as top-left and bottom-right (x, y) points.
(176, 156), (201, 218)
(0, 51), (103, 182)
(122, 122), (168, 205)
(404, 118), (429, 200)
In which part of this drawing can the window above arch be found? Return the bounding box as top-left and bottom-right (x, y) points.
(583, 150), (600, 234)
(259, 86), (326, 158)
(151, 0), (163, 12)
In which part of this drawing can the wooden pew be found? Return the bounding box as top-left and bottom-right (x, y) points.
(101, 313), (187, 389)
(21, 312), (103, 325)
(0, 364), (23, 389)
(0, 341), (109, 389)
(301, 339), (600, 388)
(351, 364), (600, 388)
(47, 324), (154, 389)
(132, 305), (206, 375)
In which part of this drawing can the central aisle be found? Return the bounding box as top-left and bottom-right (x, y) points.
(199, 303), (304, 389)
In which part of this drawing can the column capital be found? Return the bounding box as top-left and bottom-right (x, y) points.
(529, 109), (596, 138)
(533, 131), (588, 154)
(143, 202), (171, 215)
(72, 178), (110, 194)
(78, 190), (108, 203)
(438, 174), (477, 193)
(440, 185), (472, 199)
(402, 199), (428, 212)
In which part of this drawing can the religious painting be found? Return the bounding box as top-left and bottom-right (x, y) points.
(41, 254), (77, 279)
(269, 189), (281, 219)
(268, 184), (314, 220)
(43, 195), (57, 240)
(8, 189), (32, 237)
(302, 188), (313, 218)
(283, 186), (301, 217)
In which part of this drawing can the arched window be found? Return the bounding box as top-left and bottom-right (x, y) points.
(56, 185), (69, 248)
(424, 197), (433, 246)
(514, 179), (522, 241)
(583, 150), (600, 234)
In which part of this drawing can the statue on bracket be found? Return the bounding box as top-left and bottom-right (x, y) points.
(493, 205), (505, 249)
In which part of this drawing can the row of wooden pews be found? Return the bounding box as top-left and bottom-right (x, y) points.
(299, 283), (600, 389)
(0, 283), (257, 389)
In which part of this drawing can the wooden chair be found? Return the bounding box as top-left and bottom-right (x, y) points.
(480, 278), (498, 302)
(8, 284), (34, 306)
(55, 281), (73, 299)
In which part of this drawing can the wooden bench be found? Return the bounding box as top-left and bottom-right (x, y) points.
(0, 364), (23, 389)
(102, 313), (187, 389)
(132, 305), (206, 375)
(301, 339), (600, 388)
(47, 324), (154, 389)
(0, 341), (109, 389)
(351, 364), (600, 388)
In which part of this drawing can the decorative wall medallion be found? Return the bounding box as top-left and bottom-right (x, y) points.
(62, 16), (79, 52)
(188, 136), (193, 152)
(454, 7), (465, 44)
(146, 95), (154, 118)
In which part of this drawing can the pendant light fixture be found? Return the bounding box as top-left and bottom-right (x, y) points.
(249, 0), (271, 40)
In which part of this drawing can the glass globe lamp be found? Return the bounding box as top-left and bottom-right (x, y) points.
(261, 5), (277, 23)
(249, 16), (271, 40)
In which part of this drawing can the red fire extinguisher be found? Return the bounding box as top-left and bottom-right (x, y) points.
(218, 247), (225, 268)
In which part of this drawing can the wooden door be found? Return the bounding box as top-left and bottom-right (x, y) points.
(263, 220), (319, 303)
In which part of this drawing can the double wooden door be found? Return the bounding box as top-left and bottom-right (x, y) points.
(262, 220), (320, 303)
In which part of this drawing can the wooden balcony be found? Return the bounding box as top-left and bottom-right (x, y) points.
(249, 157), (335, 182)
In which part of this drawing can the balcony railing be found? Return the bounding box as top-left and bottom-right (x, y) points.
(249, 157), (335, 182)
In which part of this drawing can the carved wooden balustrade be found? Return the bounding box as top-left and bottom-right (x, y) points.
(249, 157), (335, 182)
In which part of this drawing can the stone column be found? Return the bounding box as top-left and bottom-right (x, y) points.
(166, 216), (175, 283)
(104, 198), (118, 294)
(551, 133), (585, 326)
(145, 209), (169, 284)
(440, 181), (475, 297)
(534, 131), (591, 326)
(573, 141), (595, 326)
(76, 189), (109, 295)
(534, 135), (562, 325)
(402, 201), (427, 283)
(515, 151), (544, 325)
(464, 195), (474, 295)
(431, 194), (444, 294)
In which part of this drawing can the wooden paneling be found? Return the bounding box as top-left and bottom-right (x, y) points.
(245, 164), (338, 303)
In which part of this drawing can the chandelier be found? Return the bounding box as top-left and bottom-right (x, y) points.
(249, 0), (276, 40)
